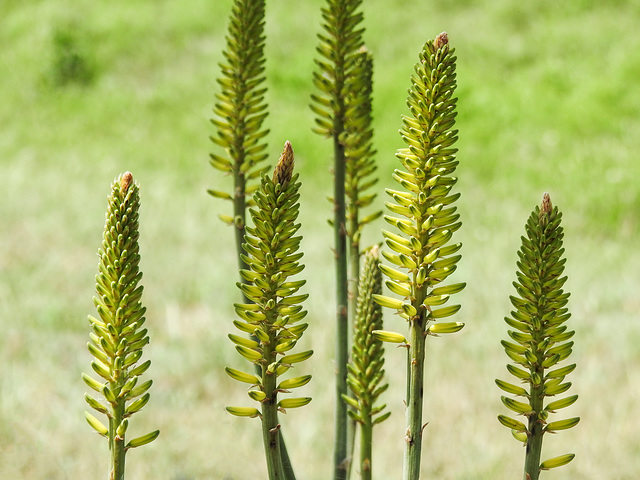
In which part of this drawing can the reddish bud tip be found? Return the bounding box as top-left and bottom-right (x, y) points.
(434, 32), (449, 49)
(120, 172), (133, 193)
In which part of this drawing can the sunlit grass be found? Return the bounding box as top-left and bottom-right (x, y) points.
(1, 0), (639, 478)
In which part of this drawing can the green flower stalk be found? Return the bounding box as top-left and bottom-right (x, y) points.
(373, 32), (465, 480)
(225, 142), (312, 480)
(83, 172), (159, 480)
(343, 245), (390, 480)
(311, 2), (372, 477)
(496, 193), (579, 480)
(209, 0), (269, 272)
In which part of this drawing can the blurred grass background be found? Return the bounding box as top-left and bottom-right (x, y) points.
(1, 0), (638, 478)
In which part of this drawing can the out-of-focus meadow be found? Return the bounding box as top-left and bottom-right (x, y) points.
(1, 0), (638, 478)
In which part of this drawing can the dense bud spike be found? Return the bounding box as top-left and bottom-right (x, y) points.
(83, 172), (158, 478)
(226, 143), (311, 479)
(497, 194), (578, 480)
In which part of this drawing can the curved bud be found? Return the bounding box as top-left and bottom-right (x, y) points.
(373, 295), (404, 310)
(278, 397), (312, 409)
(539, 453), (575, 470)
(544, 417), (580, 432)
(428, 304), (461, 319)
(372, 330), (408, 344)
(85, 411), (108, 437)
(278, 375), (312, 390)
(497, 414), (527, 432)
(226, 406), (261, 418)
(428, 322), (464, 334)
(125, 430), (160, 449)
(225, 367), (261, 385)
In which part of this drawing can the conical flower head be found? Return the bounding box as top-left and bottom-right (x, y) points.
(497, 193), (578, 477)
(375, 32), (465, 329)
(345, 245), (389, 425)
(227, 142), (312, 415)
(83, 172), (158, 465)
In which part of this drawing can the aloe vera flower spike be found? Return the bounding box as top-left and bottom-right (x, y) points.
(83, 172), (159, 480)
(343, 245), (389, 480)
(373, 32), (465, 480)
(344, 48), (381, 324)
(225, 142), (312, 480)
(496, 193), (579, 480)
(209, 0), (269, 276)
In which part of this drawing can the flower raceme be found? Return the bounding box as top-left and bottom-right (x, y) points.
(225, 141), (312, 418)
(83, 172), (159, 480)
(373, 32), (465, 335)
(496, 193), (579, 479)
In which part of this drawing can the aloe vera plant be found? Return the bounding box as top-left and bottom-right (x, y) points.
(225, 142), (312, 480)
(83, 172), (159, 480)
(373, 32), (465, 480)
(311, 1), (373, 476)
(343, 245), (389, 480)
(496, 193), (579, 480)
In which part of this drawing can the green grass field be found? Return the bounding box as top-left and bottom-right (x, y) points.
(1, 0), (639, 478)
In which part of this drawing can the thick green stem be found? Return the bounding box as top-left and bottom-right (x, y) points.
(524, 389), (544, 480)
(333, 133), (350, 480)
(403, 317), (427, 480)
(262, 343), (285, 480)
(524, 359), (545, 479)
(359, 414), (373, 480)
(109, 393), (126, 480)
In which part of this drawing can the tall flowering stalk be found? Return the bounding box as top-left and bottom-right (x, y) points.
(209, 3), (296, 477)
(343, 245), (389, 480)
(373, 33), (465, 480)
(496, 193), (579, 480)
(311, 2), (378, 476)
(83, 172), (159, 480)
(225, 142), (312, 480)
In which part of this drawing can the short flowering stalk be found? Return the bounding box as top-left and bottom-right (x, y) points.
(496, 193), (579, 480)
(83, 172), (159, 480)
(373, 33), (465, 480)
(343, 246), (389, 480)
(225, 142), (312, 480)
